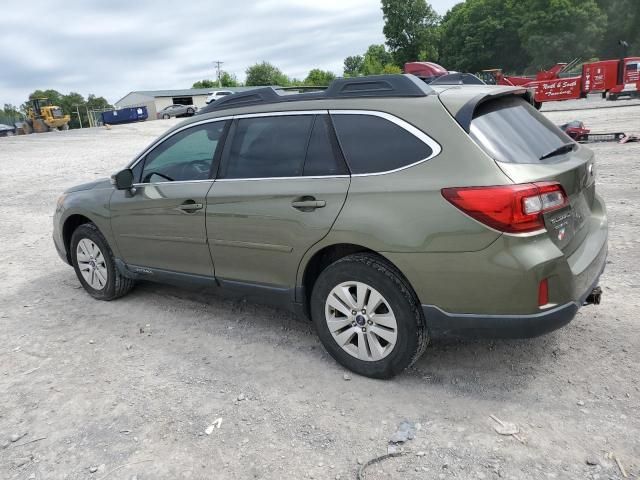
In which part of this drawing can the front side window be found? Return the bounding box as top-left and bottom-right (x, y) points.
(331, 114), (433, 174)
(139, 121), (227, 183)
(221, 115), (314, 179)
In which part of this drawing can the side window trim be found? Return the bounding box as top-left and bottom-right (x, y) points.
(208, 119), (232, 180)
(329, 110), (442, 176)
(303, 114), (350, 176)
(129, 117), (232, 186)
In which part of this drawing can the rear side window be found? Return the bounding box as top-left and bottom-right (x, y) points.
(332, 114), (433, 174)
(303, 115), (348, 176)
(470, 97), (572, 164)
(221, 115), (313, 179)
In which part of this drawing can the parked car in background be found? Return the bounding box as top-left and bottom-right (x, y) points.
(0, 123), (16, 137)
(205, 90), (233, 104)
(53, 74), (607, 379)
(157, 104), (197, 119)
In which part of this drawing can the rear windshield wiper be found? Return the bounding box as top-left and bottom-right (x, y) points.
(539, 143), (576, 160)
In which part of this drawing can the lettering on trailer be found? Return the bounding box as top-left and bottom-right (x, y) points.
(539, 79), (579, 97)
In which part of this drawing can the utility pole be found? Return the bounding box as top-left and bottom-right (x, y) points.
(213, 60), (224, 87)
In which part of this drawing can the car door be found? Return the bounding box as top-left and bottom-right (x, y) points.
(206, 112), (350, 290)
(110, 119), (229, 278)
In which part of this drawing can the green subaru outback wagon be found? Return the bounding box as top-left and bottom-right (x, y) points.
(53, 75), (607, 378)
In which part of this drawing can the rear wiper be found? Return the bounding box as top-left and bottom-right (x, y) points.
(539, 143), (576, 160)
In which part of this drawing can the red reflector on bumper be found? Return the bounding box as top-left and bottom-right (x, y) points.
(538, 278), (549, 306)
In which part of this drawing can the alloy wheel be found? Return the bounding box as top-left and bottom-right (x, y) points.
(76, 238), (108, 290)
(325, 281), (398, 361)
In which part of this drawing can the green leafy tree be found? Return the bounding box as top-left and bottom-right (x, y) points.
(360, 44), (399, 75)
(381, 0), (440, 65)
(1, 104), (22, 124)
(192, 79), (217, 88)
(518, 0), (606, 69)
(304, 69), (336, 86)
(439, 0), (529, 73)
(343, 55), (364, 76)
(86, 94), (112, 111)
(219, 71), (239, 87)
(193, 72), (240, 89)
(245, 62), (290, 86)
(596, 0), (640, 57)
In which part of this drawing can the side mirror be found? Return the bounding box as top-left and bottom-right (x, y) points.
(111, 168), (134, 190)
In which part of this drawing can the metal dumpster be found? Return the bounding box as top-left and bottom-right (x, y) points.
(101, 106), (148, 125)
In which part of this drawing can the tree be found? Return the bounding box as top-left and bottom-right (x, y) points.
(245, 62), (290, 86)
(192, 71), (240, 88)
(518, 0), (606, 69)
(439, 0), (529, 73)
(219, 71), (239, 87)
(0, 104), (22, 124)
(343, 55), (364, 76)
(304, 69), (336, 86)
(361, 44), (398, 75)
(381, 0), (440, 65)
(192, 79), (217, 89)
(86, 94), (112, 111)
(597, 0), (640, 57)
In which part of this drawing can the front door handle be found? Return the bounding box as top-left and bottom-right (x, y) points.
(291, 197), (326, 211)
(178, 201), (203, 212)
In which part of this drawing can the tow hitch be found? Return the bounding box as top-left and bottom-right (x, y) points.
(584, 286), (603, 305)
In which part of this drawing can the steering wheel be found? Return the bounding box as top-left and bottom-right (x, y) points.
(180, 160), (211, 180)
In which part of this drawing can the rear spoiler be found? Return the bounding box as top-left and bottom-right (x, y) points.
(455, 88), (535, 132)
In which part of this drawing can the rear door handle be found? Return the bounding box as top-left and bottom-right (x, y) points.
(178, 201), (203, 212)
(291, 198), (326, 211)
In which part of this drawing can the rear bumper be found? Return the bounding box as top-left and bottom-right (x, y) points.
(423, 302), (578, 339)
(424, 248), (606, 339)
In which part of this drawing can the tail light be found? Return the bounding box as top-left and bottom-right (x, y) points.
(441, 182), (568, 234)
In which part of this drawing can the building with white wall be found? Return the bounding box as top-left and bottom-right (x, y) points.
(114, 87), (260, 119)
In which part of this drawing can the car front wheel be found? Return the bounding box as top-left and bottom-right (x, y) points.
(311, 253), (428, 379)
(70, 223), (134, 301)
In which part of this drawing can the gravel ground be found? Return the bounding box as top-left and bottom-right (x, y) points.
(1, 102), (639, 480)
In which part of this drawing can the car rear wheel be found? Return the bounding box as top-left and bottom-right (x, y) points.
(186, 108), (194, 115)
(311, 253), (428, 378)
(70, 223), (134, 301)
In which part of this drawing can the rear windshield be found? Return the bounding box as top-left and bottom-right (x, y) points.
(470, 96), (572, 164)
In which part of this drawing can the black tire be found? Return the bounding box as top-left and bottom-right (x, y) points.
(310, 253), (428, 379)
(186, 108), (194, 115)
(70, 223), (134, 301)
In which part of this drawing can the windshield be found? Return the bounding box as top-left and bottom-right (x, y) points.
(470, 96), (573, 164)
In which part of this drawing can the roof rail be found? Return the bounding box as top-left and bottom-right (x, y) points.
(197, 74), (433, 114)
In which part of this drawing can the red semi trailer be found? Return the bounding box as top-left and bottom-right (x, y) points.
(405, 57), (640, 106)
(483, 57), (640, 104)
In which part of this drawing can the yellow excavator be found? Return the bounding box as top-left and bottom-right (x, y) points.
(23, 98), (70, 133)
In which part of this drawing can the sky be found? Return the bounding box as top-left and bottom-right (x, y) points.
(0, 0), (459, 106)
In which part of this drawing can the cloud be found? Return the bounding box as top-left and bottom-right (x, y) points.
(0, 0), (458, 106)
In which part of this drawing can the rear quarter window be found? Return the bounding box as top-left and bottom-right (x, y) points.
(470, 97), (573, 164)
(331, 113), (435, 174)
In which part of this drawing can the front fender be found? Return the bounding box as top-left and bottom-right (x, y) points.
(55, 187), (117, 261)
